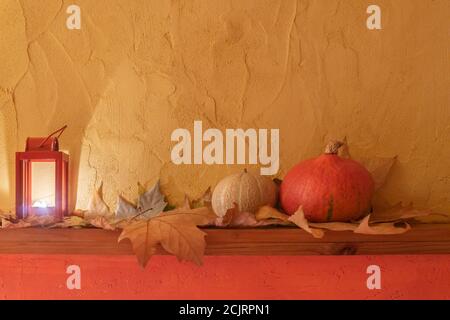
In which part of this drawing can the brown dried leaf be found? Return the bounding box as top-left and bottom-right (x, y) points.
(50, 216), (88, 229)
(354, 215), (411, 235)
(2, 214), (57, 229)
(84, 183), (111, 219)
(214, 203), (237, 227)
(360, 156), (397, 191)
(255, 206), (290, 222)
(288, 206), (324, 239)
(1, 218), (31, 229)
(336, 139), (396, 191)
(215, 204), (290, 227)
(229, 211), (261, 227)
(87, 216), (116, 230)
(190, 187), (212, 209)
(414, 213), (450, 224)
(309, 222), (358, 231)
(118, 206), (216, 268)
(370, 202), (437, 223)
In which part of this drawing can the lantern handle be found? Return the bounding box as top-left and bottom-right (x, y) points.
(38, 125), (67, 148)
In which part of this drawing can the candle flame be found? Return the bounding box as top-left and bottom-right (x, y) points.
(32, 200), (49, 208)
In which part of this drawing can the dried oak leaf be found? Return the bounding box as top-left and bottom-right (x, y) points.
(360, 156), (397, 191)
(369, 202), (441, 223)
(354, 214), (410, 235)
(214, 204), (289, 227)
(309, 221), (358, 232)
(255, 206), (290, 222)
(118, 206), (216, 268)
(288, 206), (325, 239)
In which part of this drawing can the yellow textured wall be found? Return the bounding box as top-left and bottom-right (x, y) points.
(0, 0), (449, 214)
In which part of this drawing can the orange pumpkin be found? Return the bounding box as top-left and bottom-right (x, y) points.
(280, 141), (375, 222)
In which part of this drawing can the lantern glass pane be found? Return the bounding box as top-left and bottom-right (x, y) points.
(31, 161), (55, 208)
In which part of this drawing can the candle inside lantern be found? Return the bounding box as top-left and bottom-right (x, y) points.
(32, 200), (50, 208)
(30, 161), (55, 215)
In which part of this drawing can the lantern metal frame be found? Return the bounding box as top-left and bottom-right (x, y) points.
(15, 126), (69, 220)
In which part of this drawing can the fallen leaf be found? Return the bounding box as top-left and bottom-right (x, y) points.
(336, 139), (396, 191)
(354, 214), (410, 235)
(414, 213), (450, 224)
(2, 214), (57, 229)
(230, 210), (261, 227)
(50, 216), (88, 229)
(137, 180), (168, 217)
(116, 181), (168, 220)
(370, 202), (438, 223)
(1, 218), (31, 229)
(87, 216), (116, 230)
(214, 204), (290, 227)
(255, 206), (290, 222)
(216, 204), (237, 226)
(0, 211), (14, 221)
(118, 206), (216, 267)
(115, 195), (137, 219)
(360, 156), (397, 191)
(84, 183), (111, 219)
(309, 222), (358, 231)
(288, 206), (325, 238)
(190, 187), (212, 209)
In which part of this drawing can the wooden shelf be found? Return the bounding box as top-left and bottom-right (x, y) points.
(0, 224), (449, 256)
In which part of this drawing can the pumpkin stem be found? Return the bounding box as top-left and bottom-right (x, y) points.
(324, 140), (344, 155)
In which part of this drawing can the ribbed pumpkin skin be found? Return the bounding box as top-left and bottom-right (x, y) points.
(212, 171), (278, 217)
(280, 154), (375, 222)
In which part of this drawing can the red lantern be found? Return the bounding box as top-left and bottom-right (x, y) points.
(15, 126), (69, 220)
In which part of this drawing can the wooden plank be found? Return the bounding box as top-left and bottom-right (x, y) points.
(0, 224), (449, 256)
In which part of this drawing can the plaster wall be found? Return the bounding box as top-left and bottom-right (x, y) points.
(0, 0), (449, 214)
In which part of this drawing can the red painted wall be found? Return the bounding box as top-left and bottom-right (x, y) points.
(0, 255), (449, 300)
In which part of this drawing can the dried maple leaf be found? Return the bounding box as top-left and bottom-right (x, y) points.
(288, 206), (324, 239)
(137, 181), (168, 215)
(118, 206), (216, 267)
(116, 180), (167, 220)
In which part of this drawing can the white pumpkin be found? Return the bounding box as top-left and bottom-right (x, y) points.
(211, 169), (278, 217)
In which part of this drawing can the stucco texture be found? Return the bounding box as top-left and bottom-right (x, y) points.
(0, 0), (449, 214)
